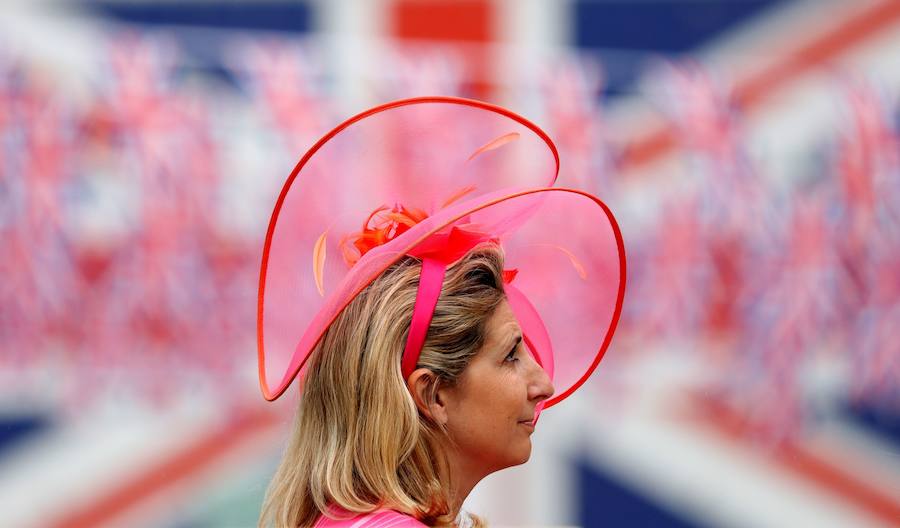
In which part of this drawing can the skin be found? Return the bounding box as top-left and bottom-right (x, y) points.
(408, 298), (555, 518)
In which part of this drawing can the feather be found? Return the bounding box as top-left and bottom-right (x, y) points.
(466, 132), (520, 162)
(441, 185), (477, 208)
(313, 231), (327, 296)
(552, 244), (587, 280)
(385, 212), (419, 227)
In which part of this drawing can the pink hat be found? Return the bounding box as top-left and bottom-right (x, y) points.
(257, 96), (626, 412)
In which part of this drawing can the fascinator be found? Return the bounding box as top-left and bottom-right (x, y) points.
(258, 96), (625, 412)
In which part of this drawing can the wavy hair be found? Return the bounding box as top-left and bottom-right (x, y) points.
(259, 245), (506, 527)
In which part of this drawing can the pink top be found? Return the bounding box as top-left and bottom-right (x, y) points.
(314, 508), (426, 527)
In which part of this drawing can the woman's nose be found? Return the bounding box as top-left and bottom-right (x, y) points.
(528, 356), (555, 402)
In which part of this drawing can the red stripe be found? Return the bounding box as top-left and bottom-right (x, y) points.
(44, 407), (280, 528)
(391, 0), (492, 43)
(620, 0), (900, 172)
(688, 394), (900, 526)
(389, 0), (495, 99)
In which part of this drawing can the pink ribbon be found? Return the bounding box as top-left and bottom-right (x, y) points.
(401, 258), (448, 378)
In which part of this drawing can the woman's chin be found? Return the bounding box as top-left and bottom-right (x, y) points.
(485, 442), (533, 473)
(507, 441), (533, 467)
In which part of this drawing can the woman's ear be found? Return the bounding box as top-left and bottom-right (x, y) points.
(406, 368), (449, 426)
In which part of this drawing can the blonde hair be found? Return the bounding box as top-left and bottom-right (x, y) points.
(259, 245), (506, 527)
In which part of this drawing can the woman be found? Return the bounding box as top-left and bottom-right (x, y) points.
(261, 245), (552, 526)
(256, 97), (626, 526)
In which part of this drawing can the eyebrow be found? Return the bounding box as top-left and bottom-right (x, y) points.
(505, 334), (523, 351)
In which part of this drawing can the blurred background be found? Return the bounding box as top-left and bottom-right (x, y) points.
(1, 0), (899, 526)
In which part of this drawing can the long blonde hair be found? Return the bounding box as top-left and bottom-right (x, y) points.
(259, 245), (506, 527)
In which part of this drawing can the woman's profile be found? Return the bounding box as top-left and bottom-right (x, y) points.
(255, 97), (626, 527)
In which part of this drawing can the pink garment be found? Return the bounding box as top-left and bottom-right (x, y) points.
(314, 507), (426, 528)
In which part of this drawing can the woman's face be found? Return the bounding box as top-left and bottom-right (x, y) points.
(441, 298), (555, 473)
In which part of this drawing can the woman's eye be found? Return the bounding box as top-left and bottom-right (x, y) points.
(504, 346), (519, 362)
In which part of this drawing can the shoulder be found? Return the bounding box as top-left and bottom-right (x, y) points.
(314, 508), (427, 528)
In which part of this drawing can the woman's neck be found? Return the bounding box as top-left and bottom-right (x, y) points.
(442, 445), (491, 520)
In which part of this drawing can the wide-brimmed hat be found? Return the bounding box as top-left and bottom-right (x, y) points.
(258, 96), (625, 412)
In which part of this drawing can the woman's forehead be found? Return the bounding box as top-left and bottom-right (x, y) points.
(484, 300), (522, 345)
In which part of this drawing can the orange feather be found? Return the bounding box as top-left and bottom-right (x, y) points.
(551, 244), (587, 280)
(441, 185), (477, 208)
(467, 132), (520, 162)
(313, 231), (327, 296)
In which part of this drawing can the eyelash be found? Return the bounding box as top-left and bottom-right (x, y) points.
(504, 343), (520, 363)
